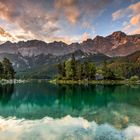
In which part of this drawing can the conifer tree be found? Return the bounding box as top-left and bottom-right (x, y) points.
(2, 58), (15, 79)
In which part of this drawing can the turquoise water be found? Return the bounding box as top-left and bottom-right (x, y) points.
(0, 81), (140, 139)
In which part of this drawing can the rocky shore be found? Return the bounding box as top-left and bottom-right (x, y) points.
(0, 79), (29, 85)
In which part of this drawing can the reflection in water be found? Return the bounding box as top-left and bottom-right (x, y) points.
(0, 116), (140, 140)
(0, 84), (14, 105)
(0, 82), (140, 128)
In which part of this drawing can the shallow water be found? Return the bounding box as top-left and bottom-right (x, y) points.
(0, 81), (140, 139)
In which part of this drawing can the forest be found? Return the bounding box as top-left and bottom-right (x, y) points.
(0, 58), (15, 80)
(57, 54), (140, 81)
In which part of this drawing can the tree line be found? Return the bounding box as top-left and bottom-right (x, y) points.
(58, 54), (96, 80)
(0, 58), (15, 80)
(57, 54), (139, 81)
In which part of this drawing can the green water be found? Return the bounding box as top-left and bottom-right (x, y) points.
(0, 81), (140, 129)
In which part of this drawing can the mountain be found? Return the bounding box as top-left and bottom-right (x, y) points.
(80, 31), (140, 56)
(106, 50), (140, 79)
(121, 51), (140, 63)
(0, 31), (139, 74)
(16, 49), (112, 79)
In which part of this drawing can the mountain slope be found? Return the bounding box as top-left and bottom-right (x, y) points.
(0, 31), (139, 73)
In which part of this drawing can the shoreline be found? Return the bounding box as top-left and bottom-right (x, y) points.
(0, 79), (30, 85)
(49, 79), (140, 85)
(1, 79), (139, 85)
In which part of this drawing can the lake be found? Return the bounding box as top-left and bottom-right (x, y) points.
(0, 81), (140, 140)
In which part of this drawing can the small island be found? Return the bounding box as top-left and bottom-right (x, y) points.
(51, 54), (140, 85)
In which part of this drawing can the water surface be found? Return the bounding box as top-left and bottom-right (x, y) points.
(0, 81), (140, 139)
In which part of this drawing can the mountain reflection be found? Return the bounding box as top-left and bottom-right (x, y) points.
(0, 82), (140, 125)
(4, 84), (121, 106)
(0, 82), (140, 109)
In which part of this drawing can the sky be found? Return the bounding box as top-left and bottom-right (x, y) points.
(0, 0), (140, 44)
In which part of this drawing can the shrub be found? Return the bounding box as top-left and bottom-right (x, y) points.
(54, 75), (62, 80)
(130, 75), (139, 81)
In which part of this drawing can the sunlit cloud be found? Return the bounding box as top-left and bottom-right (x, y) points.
(112, 9), (129, 21)
(55, 0), (80, 24)
(0, 0), (138, 44)
(81, 32), (90, 42)
(0, 26), (15, 41)
(0, 0), (112, 43)
(112, 1), (140, 35)
(130, 14), (140, 25)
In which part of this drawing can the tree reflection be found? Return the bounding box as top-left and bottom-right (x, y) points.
(56, 84), (140, 110)
(0, 84), (14, 105)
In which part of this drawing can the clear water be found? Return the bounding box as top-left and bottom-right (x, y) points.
(0, 81), (140, 140)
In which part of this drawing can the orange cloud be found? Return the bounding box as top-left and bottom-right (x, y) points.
(129, 1), (140, 14)
(0, 26), (14, 39)
(112, 2), (140, 21)
(65, 7), (80, 24)
(0, 0), (61, 42)
(55, 0), (80, 24)
(112, 2), (140, 34)
(0, 1), (12, 21)
(129, 2), (140, 26)
(55, 0), (111, 24)
(0, 0), (110, 43)
(130, 14), (140, 25)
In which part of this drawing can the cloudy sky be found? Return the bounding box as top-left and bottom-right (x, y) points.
(0, 0), (140, 44)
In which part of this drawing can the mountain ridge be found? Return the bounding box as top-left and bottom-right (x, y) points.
(0, 31), (139, 72)
(0, 31), (139, 57)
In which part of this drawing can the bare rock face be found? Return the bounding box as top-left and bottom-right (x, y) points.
(0, 31), (139, 70)
(0, 31), (139, 57)
(105, 31), (140, 56)
(77, 31), (140, 57)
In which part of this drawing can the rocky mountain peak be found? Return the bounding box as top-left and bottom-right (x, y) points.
(1, 41), (12, 46)
(0, 31), (139, 60)
(94, 36), (104, 41)
(111, 31), (127, 38)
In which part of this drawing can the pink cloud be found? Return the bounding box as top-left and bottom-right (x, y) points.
(112, 2), (140, 34)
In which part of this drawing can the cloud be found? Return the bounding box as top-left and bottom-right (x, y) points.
(55, 0), (112, 24)
(130, 26), (140, 34)
(130, 14), (140, 25)
(55, 0), (80, 24)
(0, 0), (112, 43)
(112, 9), (129, 21)
(0, 0), (60, 41)
(47, 31), (94, 44)
(112, 2), (140, 34)
(0, 26), (15, 41)
(45, 35), (81, 44)
(81, 32), (90, 42)
(129, 1), (140, 14)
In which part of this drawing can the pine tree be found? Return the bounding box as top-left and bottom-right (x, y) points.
(65, 60), (73, 79)
(58, 62), (66, 77)
(88, 62), (96, 80)
(76, 62), (83, 80)
(65, 54), (77, 80)
(83, 61), (89, 79)
(102, 61), (116, 80)
(2, 58), (15, 79)
(0, 62), (3, 79)
(71, 54), (76, 79)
